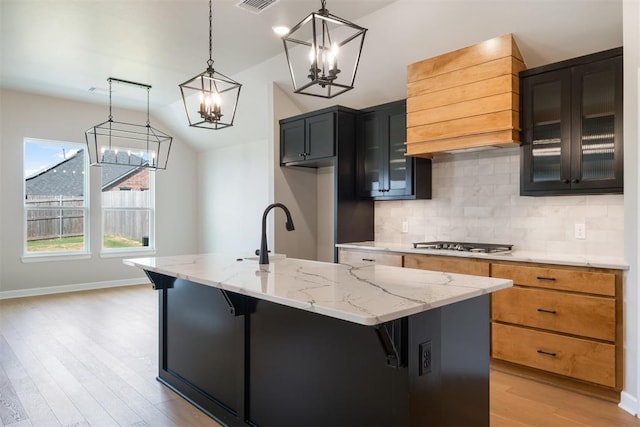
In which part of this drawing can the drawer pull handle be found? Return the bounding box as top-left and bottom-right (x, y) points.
(537, 349), (557, 357)
(536, 276), (557, 281)
(537, 308), (557, 314)
(362, 258), (375, 262)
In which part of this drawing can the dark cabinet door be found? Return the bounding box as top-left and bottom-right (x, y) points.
(280, 111), (335, 165)
(306, 111), (335, 160)
(280, 119), (306, 164)
(520, 69), (572, 194)
(386, 105), (413, 197)
(520, 48), (623, 196)
(357, 100), (430, 200)
(570, 55), (623, 192)
(357, 111), (385, 197)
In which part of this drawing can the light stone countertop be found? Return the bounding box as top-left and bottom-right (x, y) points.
(124, 253), (512, 326)
(336, 242), (629, 270)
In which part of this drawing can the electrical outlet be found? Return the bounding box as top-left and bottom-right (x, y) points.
(402, 221), (409, 233)
(574, 223), (586, 240)
(419, 341), (432, 376)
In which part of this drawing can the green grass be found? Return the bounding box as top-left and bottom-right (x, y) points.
(27, 236), (84, 252)
(27, 234), (142, 252)
(103, 234), (143, 249)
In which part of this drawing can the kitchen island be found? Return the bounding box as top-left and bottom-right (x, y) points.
(124, 254), (512, 426)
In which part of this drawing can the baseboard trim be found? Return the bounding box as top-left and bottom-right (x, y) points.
(619, 391), (639, 416)
(0, 278), (151, 300)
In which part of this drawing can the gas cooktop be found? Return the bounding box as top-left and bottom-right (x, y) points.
(412, 241), (513, 254)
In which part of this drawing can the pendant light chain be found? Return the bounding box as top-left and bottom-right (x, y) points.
(108, 78), (113, 121)
(146, 87), (150, 126)
(207, 0), (213, 68)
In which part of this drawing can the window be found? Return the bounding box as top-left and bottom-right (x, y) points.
(24, 139), (89, 257)
(101, 160), (155, 252)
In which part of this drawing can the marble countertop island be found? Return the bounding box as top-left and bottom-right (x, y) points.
(124, 253), (512, 326)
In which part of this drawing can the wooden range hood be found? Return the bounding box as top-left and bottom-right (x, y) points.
(406, 34), (526, 158)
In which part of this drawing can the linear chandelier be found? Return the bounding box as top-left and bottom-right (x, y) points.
(179, 0), (242, 130)
(85, 77), (173, 170)
(281, 0), (367, 98)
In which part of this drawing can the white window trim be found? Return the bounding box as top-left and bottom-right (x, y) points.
(23, 138), (90, 260)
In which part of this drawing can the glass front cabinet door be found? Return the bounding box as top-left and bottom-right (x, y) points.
(520, 48), (622, 196)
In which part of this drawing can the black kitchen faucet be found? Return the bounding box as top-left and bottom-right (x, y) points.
(258, 203), (295, 265)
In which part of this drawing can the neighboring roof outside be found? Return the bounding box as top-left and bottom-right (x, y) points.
(25, 149), (145, 196)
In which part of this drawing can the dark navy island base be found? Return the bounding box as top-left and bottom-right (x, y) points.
(147, 272), (490, 427)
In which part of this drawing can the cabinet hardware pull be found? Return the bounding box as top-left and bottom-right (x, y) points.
(537, 308), (557, 314)
(298, 153), (305, 157)
(536, 276), (557, 281)
(563, 179), (570, 184)
(361, 258), (375, 262)
(572, 179), (580, 184)
(537, 349), (557, 357)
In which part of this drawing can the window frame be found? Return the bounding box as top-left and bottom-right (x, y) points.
(22, 138), (90, 261)
(100, 166), (156, 257)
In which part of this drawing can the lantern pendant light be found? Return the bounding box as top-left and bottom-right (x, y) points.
(282, 0), (367, 98)
(179, 0), (241, 130)
(85, 77), (173, 170)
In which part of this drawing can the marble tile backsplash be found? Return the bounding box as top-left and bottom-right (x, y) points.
(375, 147), (624, 258)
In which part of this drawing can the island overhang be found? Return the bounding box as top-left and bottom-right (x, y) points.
(124, 253), (511, 326)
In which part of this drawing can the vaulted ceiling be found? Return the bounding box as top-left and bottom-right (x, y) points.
(0, 0), (623, 151)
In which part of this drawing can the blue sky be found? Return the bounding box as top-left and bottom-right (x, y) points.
(24, 140), (83, 178)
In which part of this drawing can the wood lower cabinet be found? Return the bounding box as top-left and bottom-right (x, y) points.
(491, 261), (622, 395)
(492, 322), (616, 388)
(404, 254), (490, 276)
(339, 249), (624, 397)
(338, 248), (403, 267)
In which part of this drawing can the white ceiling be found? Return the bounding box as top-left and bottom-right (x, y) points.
(0, 0), (623, 151)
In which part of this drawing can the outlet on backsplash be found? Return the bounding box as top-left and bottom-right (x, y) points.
(575, 223), (586, 240)
(402, 220), (409, 233)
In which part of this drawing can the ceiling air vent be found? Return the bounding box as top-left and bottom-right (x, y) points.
(236, 0), (279, 14)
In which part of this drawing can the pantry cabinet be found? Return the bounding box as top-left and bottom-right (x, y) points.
(520, 47), (623, 195)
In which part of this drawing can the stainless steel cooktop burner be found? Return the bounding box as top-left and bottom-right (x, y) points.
(412, 241), (513, 254)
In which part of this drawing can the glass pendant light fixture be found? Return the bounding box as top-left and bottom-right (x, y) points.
(281, 0), (367, 98)
(179, 0), (242, 130)
(85, 77), (173, 170)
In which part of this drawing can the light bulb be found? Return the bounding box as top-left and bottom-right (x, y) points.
(308, 45), (316, 65)
(212, 92), (222, 116)
(329, 43), (339, 70)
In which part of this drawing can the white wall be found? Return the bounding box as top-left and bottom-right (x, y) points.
(0, 89), (199, 295)
(621, 0), (640, 415)
(198, 139), (269, 255)
(375, 148), (624, 258)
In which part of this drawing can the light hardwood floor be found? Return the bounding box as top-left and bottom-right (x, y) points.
(1, 285), (639, 427)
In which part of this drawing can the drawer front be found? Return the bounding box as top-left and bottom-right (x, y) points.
(492, 323), (616, 387)
(404, 255), (490, 276)
(491, 263), (615, 296)
(491, 287), (615, 341)
(338, 249), (403, 267)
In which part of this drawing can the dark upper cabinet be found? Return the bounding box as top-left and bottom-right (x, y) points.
(520, 47), (623, 196)
(356, 100), (431, 200)
(280, 109), (337, 166)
